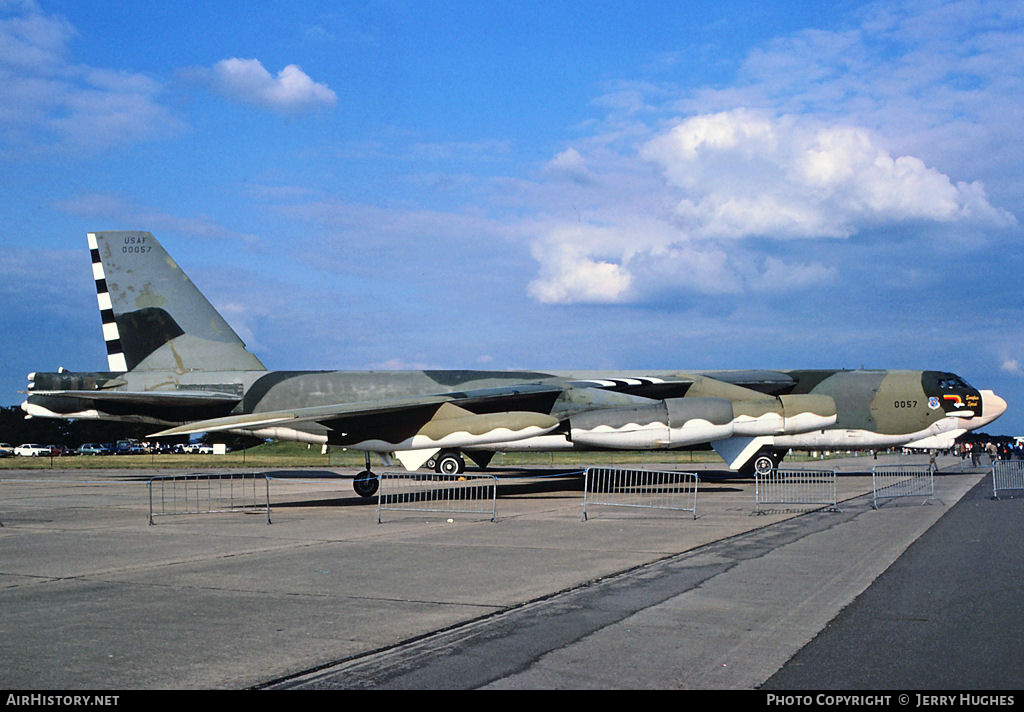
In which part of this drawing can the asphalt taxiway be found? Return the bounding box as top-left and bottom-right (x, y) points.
(0, 454), (1015, 690)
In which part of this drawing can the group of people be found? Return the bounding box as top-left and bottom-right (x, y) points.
(956, 440), (1024, 466)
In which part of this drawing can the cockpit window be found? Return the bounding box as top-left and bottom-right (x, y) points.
(939, 375), (972, 390)
(923, 371), (977, 395)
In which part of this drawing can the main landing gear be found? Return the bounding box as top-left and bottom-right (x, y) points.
(425, 449), (466, 475)
(353, 451), (379, 498)
(746, 447), (784, 476)
(351, 450), (469, 498)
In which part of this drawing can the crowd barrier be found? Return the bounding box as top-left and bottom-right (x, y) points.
(754, 469), (838, 513)
(992, 460), (1024, 499)
(144, 458), (1003, 527)
(375, 473), (499, 523)
(580, 467), (698, 521)
(148, 473), (269, 525)
(871, 465), (934, 508)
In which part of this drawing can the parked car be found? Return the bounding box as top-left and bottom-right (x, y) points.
(14, 444), (51, 457)
(0, 443), (13, 457)
(114, 440), (146, 455)
(77, 443), (112, 456)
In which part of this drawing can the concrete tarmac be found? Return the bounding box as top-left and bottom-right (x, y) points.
(0, 454), (1010, 690)
(762, 474), (1024, 690)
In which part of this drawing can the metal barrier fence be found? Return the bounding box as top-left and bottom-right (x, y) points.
(148, 474), (270, 525)
(871, 465), (934, 508)
(992, 460), (1024, 499)
(754, 469), (838, 513)
(580, 467), (698, 521)
(376, 473), (499, 523)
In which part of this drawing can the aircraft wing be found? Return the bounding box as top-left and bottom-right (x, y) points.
(149, 383), (567, 449)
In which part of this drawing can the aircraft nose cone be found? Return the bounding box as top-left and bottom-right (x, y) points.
(980, 390), (1007, 423)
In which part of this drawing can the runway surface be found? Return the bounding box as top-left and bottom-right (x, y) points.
(0, 454), (1016, 690)
(763, 476), (1024, 690)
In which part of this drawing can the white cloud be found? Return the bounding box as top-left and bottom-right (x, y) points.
(640, 109), (1016, 240)
(544, 147), (594, 184)
(525, 216), (840, 305)
(0, 1), (75, 72)
(1002, 359), (1023, 376)
(0, 3), (183, 155)
(665, 2), (1024, 210)
(523, 108), (1007, 305)
(527, 229), (633, 304)
(210, 58), (336, 113)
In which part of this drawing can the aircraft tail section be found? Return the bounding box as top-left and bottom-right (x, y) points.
(88, 231), (266, 373)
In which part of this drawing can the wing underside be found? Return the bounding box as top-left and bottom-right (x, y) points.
(150, 384), (567, 453)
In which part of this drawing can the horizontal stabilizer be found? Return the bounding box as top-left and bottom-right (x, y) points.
(26, 390), (241, 407)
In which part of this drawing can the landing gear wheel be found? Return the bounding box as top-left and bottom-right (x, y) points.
(353, 471), (379, 498)
(752, 451), (780, 476)
(435, 451), (465, 475)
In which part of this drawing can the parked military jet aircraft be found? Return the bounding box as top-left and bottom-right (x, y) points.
(22, 231), (1007, 496)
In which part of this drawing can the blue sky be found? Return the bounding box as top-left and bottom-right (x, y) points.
(2, 0), (1022, 435)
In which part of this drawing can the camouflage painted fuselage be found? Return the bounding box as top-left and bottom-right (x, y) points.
(24, 365), (1001, 469)
(20, 231), (1007, 476)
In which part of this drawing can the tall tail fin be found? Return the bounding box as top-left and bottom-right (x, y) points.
(88, 231), (266, 373)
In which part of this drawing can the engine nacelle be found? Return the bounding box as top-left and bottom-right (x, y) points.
(569, 394), (836, 449)
(730, 394), (837, 436)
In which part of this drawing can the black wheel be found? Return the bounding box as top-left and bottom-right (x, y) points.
(752, 449), (781, 476)
(353, 471), (379, 498)
(435, 452), (465, 475)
